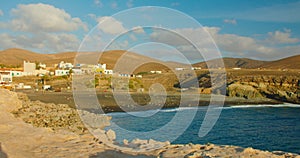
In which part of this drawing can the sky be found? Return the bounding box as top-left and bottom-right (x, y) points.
(0, 0), (300, 62)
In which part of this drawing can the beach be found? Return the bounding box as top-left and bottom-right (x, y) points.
(22, 90), (281, 113)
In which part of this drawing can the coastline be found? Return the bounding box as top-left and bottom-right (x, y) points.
(22, 91), (282, 113)
(0, 89), (299, 157)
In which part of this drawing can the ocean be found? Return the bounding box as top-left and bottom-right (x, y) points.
(106, 104), (300, 154)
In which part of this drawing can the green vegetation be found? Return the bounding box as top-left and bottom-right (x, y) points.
(0, 64), (21, 68)
(136, 71), (149, 75)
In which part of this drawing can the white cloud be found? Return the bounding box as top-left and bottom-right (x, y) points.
(150, 26), (300, 61)
(97, 16), (127, 34)
(206, 27), (274, 56)
(8, 3), (87, 32)
(267, 29), (299, 44)
(0, 9), (3, 16)
(88, 13), (97, 20)
(94, 0), (103, 8)
(223, 19), (237, 25)
(129, 34), (137, 41)
(132, 26), (145, 34)
(0, 32), (80, 53)
(0, 3), (86, 53)
(126, 0), (133, 8)
(111, 1), (118, 9)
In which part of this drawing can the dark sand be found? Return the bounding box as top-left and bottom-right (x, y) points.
(19, 90), (282, 113)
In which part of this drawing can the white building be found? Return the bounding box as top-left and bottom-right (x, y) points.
(58, 61), (73, 69)
(23, 61), (36, 75)
(38, 63), (47, 69)
(0, 69), (24, 77)
(136, 75), (142, 78)
(97, 63), (106, 70)
(0, 72), (12, 83)
(175, 68), (184, 71)
(8, 70), (24, 77)
(55, 70), (70, 76)
(104, 69), (113, 75)
(150, 71), (162, 74)
(118, 73), (131, 77)
(72, 68), (84, 75)
(35, 69), (50, 76)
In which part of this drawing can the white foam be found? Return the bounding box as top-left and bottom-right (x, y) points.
(106, 109), (159, 116)
(107, 103), (300, 115)
(221, 103), (300, 109)
(161, 107), (201, 113)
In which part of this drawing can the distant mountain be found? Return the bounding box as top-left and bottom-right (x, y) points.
(0, 48), (52, 66)
(0, 48), (76, 66)
(0, 48), (187, 72)
(1, 48), (299, 69)
(193, 55), (300, 69)
(260, 55), (300, 69)
(193, 58), (268, 69)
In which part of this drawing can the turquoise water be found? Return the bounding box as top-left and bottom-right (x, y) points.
(107, 104), (300, 154)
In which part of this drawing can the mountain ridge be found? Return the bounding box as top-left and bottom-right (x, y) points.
(0, 48), (299, 69)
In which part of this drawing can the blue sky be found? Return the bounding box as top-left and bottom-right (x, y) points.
(0, 0), (300, 62)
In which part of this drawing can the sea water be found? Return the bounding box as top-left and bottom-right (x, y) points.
(106, 104), (300, 154)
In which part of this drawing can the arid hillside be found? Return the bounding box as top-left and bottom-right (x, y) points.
(193, 55), (300, 69)
(0, 48), (299, 70)
(261, 55), (300, 69)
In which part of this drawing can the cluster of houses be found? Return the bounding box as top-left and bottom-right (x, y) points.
(0, 60), (207, 85)
(0, 60), (150, 84)
(54, 61), (113, 76)
(0, 61), (116, 84)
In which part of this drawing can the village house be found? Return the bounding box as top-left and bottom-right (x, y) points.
(58, 61), (73, 69)
(0, 72), (12, 83)
(55, 69), (70, 76)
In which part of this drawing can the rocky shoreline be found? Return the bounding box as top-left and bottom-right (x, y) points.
(0, 89), (299, 157)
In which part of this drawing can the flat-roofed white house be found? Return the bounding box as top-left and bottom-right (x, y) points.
(150, 71), (162, 74)
(104, 69), (113, 75)
(0, 72), (12, 83)
(55, 70), (70, 76)
(72, 68), (84, 75)
(175, 68), (185, 71)
(58, 61), (73, 69)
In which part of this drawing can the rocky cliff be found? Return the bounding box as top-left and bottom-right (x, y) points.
(226, 71), (300, 104)
(181, 70), (300, 104)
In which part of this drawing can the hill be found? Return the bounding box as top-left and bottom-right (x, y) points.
(193, 55), (300, 69)
(0, 48), (52, 66)
(261, 55), (300, 69)
(1, 48), (299, 69)
(193, 58), (268, 69)
(0, 48), (76, 66)
(0, 48), (187, 72)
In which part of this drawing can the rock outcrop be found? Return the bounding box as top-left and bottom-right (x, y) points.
(227, 83), (263, 99)
(226, 75), (300, 103)
(0, 89), (111, 157)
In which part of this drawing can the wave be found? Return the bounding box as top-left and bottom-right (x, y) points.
(221, 103), (300, 109)
(107, 103), (300, 116)
(107, 107), (202, 116)
(107, 109), (159, 116)
(160, 107), (203, 113)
